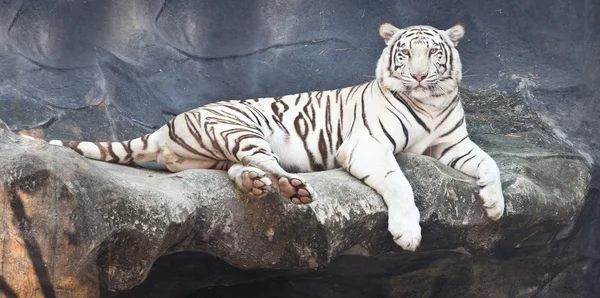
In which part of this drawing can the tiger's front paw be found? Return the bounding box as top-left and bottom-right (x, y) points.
(477, 161), (505, 220)
(388, 206), (422, 251)
(479, 183), (505, 220)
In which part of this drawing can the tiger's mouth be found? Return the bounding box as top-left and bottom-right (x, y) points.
(409, 83), (429, 92)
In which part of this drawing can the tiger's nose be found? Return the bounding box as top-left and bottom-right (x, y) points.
(411, 73), (428, 82)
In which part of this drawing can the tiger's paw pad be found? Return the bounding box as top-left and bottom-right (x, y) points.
(278, 175), (315, 205)
(241, 168), (272, 199)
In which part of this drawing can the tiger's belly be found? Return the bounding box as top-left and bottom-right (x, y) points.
(266, 128), (340, 173)
(403, 137), (437, 156)
(264, 121), (439, 173)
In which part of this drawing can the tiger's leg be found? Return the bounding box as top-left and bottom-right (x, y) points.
(336, 136), (421, 251)
(234, 138), (316, 205)
(431, 137), (505, 220)
(227, 164), (272, 198)
(157, 144), (233, 172)
(158, 143), (274, 199)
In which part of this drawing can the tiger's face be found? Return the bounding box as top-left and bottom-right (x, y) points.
(376, 23), (465, 101)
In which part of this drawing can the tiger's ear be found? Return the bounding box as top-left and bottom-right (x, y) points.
(446, 23), (465, 46)
(379, 22), (400, 44)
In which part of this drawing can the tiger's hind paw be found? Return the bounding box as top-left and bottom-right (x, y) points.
(239, 167), (272, 199)
(278, 174), (316, 205)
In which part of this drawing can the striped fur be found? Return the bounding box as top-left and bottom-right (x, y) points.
(50, 23), (505, 251)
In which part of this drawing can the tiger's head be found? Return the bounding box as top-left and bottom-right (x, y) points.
(376, 22), (465, 101)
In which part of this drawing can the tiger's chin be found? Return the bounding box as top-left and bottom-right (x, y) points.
(409, 86), (433, 100)
(411, 80), (457, 101)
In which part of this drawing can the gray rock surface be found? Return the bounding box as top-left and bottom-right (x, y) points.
(0, 89), (590, 294)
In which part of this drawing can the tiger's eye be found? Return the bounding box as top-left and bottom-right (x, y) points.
(429, 48), (438, 55)
(401, 49), (410, 55)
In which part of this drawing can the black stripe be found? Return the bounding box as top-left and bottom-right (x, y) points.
(392, 91), (430, 133)
(93, 142), (107, 160)
(271, 115), (290, 135)
(141, 134), (149, 150)
(400, 118), (409, 150)
(379, 119), (397, 152)
(250, 148), (270, 156)
(232, 134), (264, 157)
(439, 117), (465, 138)
(377, 81), (411, 126)
(361, 82), (374, 136)
(439, 42), (450, 74)
(237, 104), (261, 125)
(345, 140), (360, 174)
(61, 140), (83, 155)
(434, 105), (455, 130)
(450, 148), (473, 168)
(337, 89), (344, 149)
(315, 91), (323, 108)
(122, 140), (134, 163)
(336, 120), (343, 150)
(388, 45), (396, 74)
(437, 91), (460, 118)
(460, 155), (476, 169)
(167, 118), (213, 159)
(185, 113), (221, 160)
(435, 94), (460, 129)
(293, 114), (322, 171)
(241, 144), (258, 151)
(318, 129), (328, 167)
(440, 136), (468, 158)
(325, 95), (334, 156)
(446, 39), (454, 75)
(294, 94), (302, 105)
(348, 97), (359, 137)
(384, 107), (409, 150)
(222, 104), (256, 122)
(346, 84), (362, 104)
(107, 142), (120, 163)
(184, 113), (205, 148)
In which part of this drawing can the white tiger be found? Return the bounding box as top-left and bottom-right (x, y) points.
(49, 22), (505, 251)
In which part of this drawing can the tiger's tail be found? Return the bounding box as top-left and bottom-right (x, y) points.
(49, 132), (161, 165)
